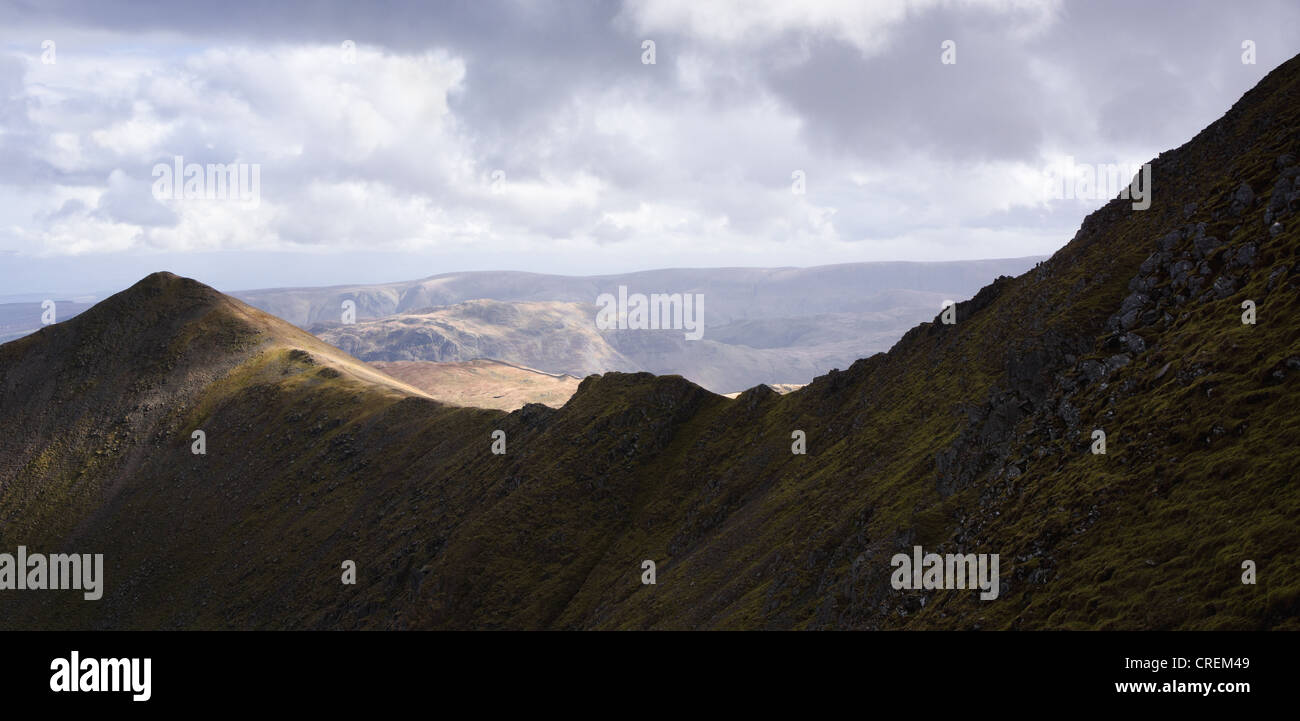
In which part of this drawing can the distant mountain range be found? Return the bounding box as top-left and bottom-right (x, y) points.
(237, 258), (1043, 392)
(0, 301), (94, 344)
(2, 54), (1299, 630)
(233, 260), (1047, 328)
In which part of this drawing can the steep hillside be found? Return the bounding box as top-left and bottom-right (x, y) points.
(2, 55), (1299, 631)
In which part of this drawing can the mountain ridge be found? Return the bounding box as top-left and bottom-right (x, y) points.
(3, 54), (1300, 630)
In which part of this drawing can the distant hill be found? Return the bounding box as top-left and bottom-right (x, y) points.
(286, 262), (1042, 393)
(723, 384), (803, 399)
(234, 259), (1045, 328)
(312, 297), (900, 393)
(314, 299), (640, 377)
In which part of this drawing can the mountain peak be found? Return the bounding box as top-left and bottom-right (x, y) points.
(129, 269), (224, 299)
(67, 271), (239, 336)
(1, 270), (432, 416)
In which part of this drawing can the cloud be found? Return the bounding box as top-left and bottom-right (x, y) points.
(0, 0), (1296, 287)
(622, 0), (1059, 57)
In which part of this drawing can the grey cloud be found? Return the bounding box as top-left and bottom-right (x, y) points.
(93, 170), (177, 227)
(0, 0), (1297, 282)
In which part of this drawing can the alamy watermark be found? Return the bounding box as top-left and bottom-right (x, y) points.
(891, 545), (1000, 600)
(596, 286), (705, 340)
(1043, 156), (1151, 210)
(0, 546), (103, 600)
(152, 155), (261, 209)
(50, 651), (151, 702)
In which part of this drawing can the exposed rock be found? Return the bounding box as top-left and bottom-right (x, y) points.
(1170, 259), (1195, 285)
(1057, 398), (1080, 428)
(1122, 333), (1147, 355)
(1230, 182), (1255, 214)
(1120, 291), (1149, 314)
(1139, 253), (1161, 274)
(1079, 359), (1107, 384)
(1267, 265), (1290, 291)
(1105, 353), (1132, 373)
(1228, 243), (1257, 270)
(1267, 176), (1292, 221)
(1192, 235), (1222, 258)
(1128, 275), (1156, 292)
(1212, 275), (1238, 299)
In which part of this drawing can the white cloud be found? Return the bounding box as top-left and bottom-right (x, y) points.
(0, 0), (1294, 285)
(624, 0), (1061, 55)
(90, 103), (174, 158)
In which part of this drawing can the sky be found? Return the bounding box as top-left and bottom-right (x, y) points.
(0, 0), (1297, 297)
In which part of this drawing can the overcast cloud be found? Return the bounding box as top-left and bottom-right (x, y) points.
(0, 0), (1297, 294)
